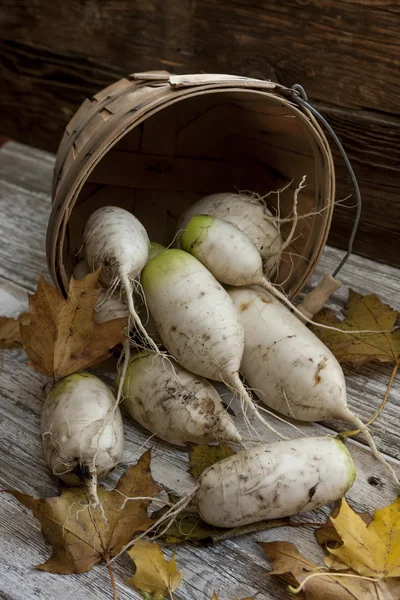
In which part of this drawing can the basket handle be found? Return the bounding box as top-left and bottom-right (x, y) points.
(168, 73), (277, 89)
(133, 71), (279, 90)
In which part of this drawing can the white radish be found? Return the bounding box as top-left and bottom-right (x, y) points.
(176, 192), (282, 276)
(180, 214), (384, 337)
(116, 436), (356, 556)
(83, 206), (160, 354)
(196, 436), (355, 527)
(41, 373), (124, 506)
(73, 260), (129, 324)
(118, 351), (241, 446)
(229, 285), (399, 487)
(141, 249), (286, 438)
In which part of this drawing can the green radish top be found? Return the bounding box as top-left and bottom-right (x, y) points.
(141, 248), (200, 293)
(180, 214), (216, 254)
(334, 438), (357, 487)
(114, 351), (154, 391)
(46, 372), (98, 402)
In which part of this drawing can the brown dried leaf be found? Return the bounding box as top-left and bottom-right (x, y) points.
(259, 541), (398, 599)
(188, 443), (235, 479)
(0, 313), (29, 349)
(20, 272), (127, 377)
(311, 289), (400, 366)
(6, 450), (160, 573)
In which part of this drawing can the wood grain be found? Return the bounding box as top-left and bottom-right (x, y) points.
(1, 141), (400, 599)
(1, 17), (400, 267)
(1, 0), (400, 112)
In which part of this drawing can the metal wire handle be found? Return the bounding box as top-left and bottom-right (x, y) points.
(290, 84), (362, 277)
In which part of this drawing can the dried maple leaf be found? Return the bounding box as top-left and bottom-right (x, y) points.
(327, 497), (400, 578)
(312, 289), (400, 367)
(128, 541), (182, 599)
(315, 500), (373, 548)
(259, 541), (398, 599)
(0, 313), (29, 349)
(20, 271), (127, 377)
(6, 450), (160, 574)
(188, 443), (235, 479)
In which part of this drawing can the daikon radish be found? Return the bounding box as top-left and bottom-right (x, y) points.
(228, 286), (399, 487)
(176, 192), (282, 276)
(141, 249), (286, 438)
(83, 206), (160, 354)
(41, 373), (124, 506)
(118, 351), (241, 446)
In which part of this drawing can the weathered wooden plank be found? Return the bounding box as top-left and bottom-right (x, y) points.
(1, 347), (400, 600)
(1, 140), (400, 599)
(318, 104), (400, 268)
(0, 143), (52, 290)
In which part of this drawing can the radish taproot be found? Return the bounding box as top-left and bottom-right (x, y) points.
(83, 206), (160, 354)
(229, 285), (399, 487)
(41, 373), (124, 506)
(118, 351), (241, 446)
(141, 249), (286, 438)
(116, 435), (356, 556)
(176, 192), (282, 276)
(73, 260), (129, 325)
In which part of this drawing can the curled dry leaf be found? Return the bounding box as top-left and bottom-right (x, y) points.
(0, 313), (29, 349)
(188, 443), (236, 479)
(312, 289), (400, 367)
(327, 497), (400, 578)
(128, 541), (182, 599)
(5, 450), (160, 574)
(20, 271), (127, 378)
(259, 541), (398, 599)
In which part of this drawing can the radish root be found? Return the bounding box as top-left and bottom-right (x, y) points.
(121, 273), (161, 355)
(223, 372), (288, 440)
(342, 409), (400, 489)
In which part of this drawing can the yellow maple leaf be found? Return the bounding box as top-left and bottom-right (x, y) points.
(128, 541), (183, 599)
(328, 497), (400, 578)
(20, 271), (127, 377)
(312, 289), (400, 367)
(260, 540), (398, 599)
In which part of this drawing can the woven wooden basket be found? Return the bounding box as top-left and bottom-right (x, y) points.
(47, 71), (335, 297)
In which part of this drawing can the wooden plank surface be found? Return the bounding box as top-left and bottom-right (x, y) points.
(1, 141), (400, 599)
(0, 0), (400, 268)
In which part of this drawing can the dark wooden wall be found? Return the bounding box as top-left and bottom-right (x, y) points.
(1, 0), (399, 267)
